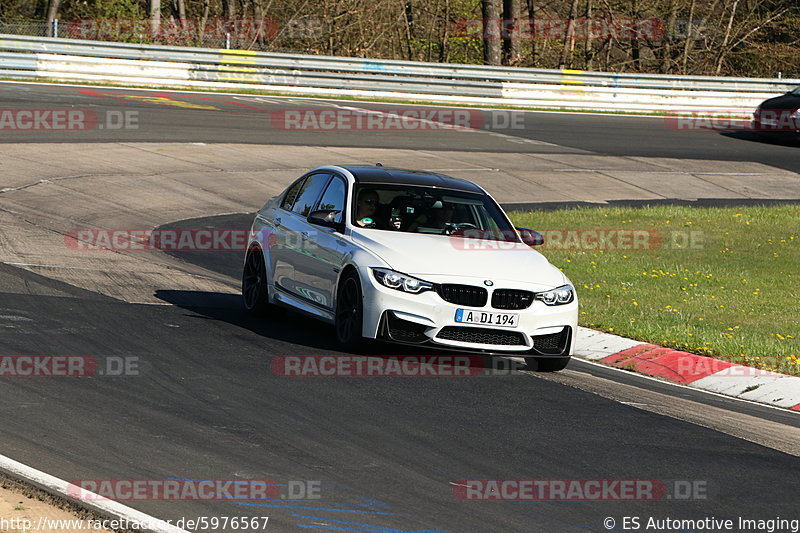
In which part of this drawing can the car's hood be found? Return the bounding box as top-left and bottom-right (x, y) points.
(351, 230), (566, 289)
(759, 93), (800, 110)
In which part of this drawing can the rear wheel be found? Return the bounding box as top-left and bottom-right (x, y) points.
(335, 271), (364, 349)
(524, 356), (571, 372)
(242, 247), (272, 314)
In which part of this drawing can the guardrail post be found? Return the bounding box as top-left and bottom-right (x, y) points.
(225, 32), (230, 49)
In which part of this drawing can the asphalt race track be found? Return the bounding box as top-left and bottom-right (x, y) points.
(1, 82), (800, 174)
(1, 81), (799, 533)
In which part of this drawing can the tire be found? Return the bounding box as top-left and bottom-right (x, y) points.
(335, 271), (364, 350)
(242, 247), (272, 314)
(524, 356), (571, 372)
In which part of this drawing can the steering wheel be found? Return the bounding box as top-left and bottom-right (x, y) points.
(447, 223), (478, 236)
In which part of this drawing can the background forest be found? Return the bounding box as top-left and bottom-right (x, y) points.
(1, 0), (797, 77)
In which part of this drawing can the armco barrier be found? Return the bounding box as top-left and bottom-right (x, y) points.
(1, 33), (797, 114)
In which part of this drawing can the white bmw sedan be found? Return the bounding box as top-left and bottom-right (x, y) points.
(242, 165), (577, 371)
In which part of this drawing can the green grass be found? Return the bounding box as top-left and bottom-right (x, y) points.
(509, 205), (800, 375)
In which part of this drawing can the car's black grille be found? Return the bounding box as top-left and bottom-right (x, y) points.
(530, 327), (570, 355)
(435, 284), (488, 307)
(491, 289), (534, 310)
(436, 326), (526, 346)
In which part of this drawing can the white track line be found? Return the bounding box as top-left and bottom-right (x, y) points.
(0, 453), (189, 533)
(0, 79), (674, 119)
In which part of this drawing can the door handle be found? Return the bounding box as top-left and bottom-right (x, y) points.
(274, 217), (282, 227)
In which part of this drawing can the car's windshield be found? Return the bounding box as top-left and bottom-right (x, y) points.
(351, 184), (518, 241)
(791, 86), (800, 96)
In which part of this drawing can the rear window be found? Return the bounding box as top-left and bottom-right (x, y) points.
(291, 173), (331, 217)
(280, 178), (305, 211)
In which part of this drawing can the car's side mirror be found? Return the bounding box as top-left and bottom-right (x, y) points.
(516, 227), (544, 246)
(308, 209), (342, 230)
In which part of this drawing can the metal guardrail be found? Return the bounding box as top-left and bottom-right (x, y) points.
(1, 33), (798, 113)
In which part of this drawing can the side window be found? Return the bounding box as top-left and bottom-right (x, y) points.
(280, 178), (305, 211)
(315, 176), (346, 224)
(291, 173), (331, 217)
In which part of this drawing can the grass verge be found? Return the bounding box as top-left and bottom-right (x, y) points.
(509, 205), (800, 375)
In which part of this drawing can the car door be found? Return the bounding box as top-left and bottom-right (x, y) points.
(295, 174), (350, 309)
(266, 176), (306, 291)
(276, 172), (332, 303)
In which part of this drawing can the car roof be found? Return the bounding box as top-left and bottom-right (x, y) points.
(336, 165), (484, 194)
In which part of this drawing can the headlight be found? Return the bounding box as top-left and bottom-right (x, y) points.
(535, 284), (575, 306)
(372, 268), (434, 294)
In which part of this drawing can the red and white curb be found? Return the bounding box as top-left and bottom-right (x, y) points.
(574, 326), (800, 411)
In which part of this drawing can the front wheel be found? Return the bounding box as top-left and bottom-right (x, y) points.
(335, 271), (364, 350)
(242, 247), (272, 314)
(524, 356), (571, 372)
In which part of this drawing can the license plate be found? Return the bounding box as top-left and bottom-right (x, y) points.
(455, 309), (518, 328)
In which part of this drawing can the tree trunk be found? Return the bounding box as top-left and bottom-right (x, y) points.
(526, 0), (537, 66)
(439, 0), (451, 62)
(45, 0), (60, 37)
(174, 0), (186, 26)
(660, 0), (677, 73)
(630, 0), (640, 71)
(149, 0), (161, 38)
(404, 1), (414, 60)
(558, 0), (579, 69)
(502, 0), (520, 65)
(199, 0), (210, 43)
(224, 0), (237, 20)
(482, 0), (502, 65)
(715, 0), (740, 75)
(681, 0), (696, 74)
(223, 0), (236, 46)
(584, 0), (593, 70)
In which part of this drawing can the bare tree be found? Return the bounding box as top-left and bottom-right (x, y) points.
(149, 0), (161, 38)
(403, 1), (414, 59)
(559, 0), (579, 68)
(45, 0), (60, 37)
(439, 0), (451, 62)
(629, 0), (640, 71)
(224, 0), (237, 20)
(680, 0), (696, 74)
(584, 0), (594, 70)
(174, 0), (187, 27)
(482, 0), (502, 65)
(526, 0), (538, 66)
(502, 0), (521, 65)
(715, 0), (739, 74)
(659, 0), (677, 73)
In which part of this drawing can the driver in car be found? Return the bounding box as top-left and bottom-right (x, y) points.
(407, 200), (454, 233)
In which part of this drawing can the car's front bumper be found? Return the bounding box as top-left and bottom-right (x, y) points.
(752, 109), (800, 135)
(358, 267), (578, 355)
